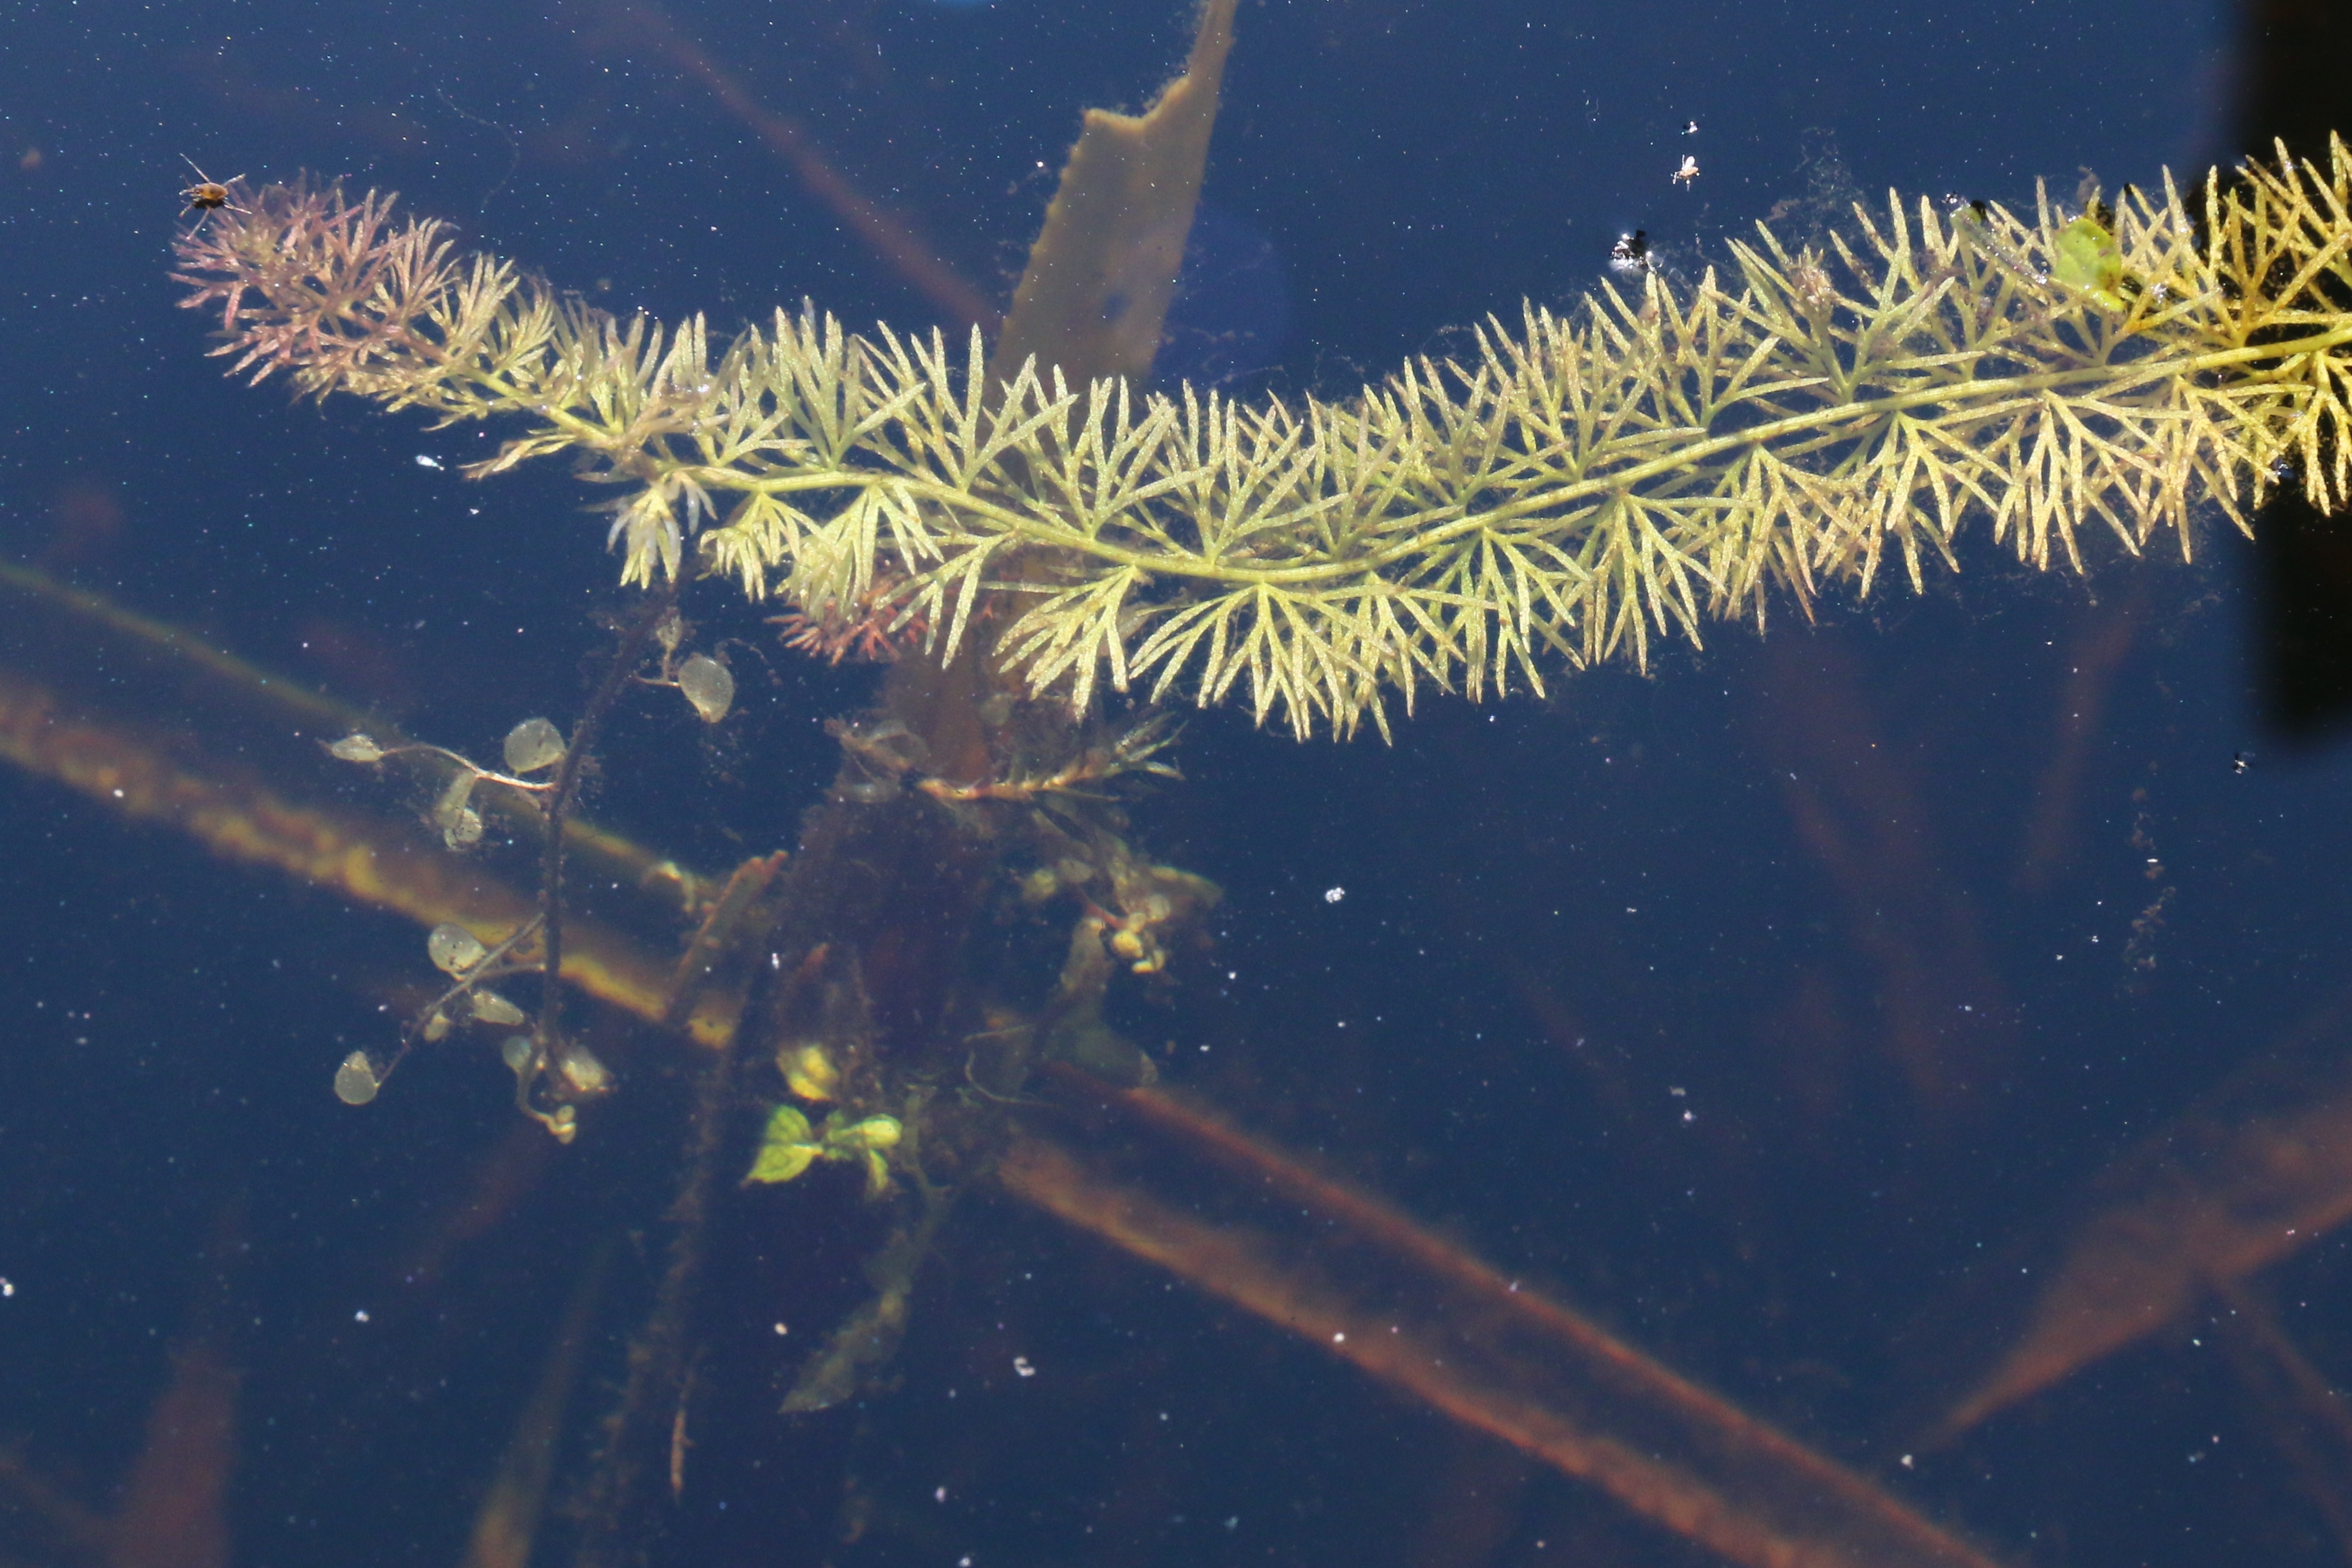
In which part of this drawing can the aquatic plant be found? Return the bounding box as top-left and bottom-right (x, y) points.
(173, 141), (2352, 737)
(138, 16), (2352, 1546)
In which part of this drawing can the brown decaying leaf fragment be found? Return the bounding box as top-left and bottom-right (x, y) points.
(987, 0), (1239, 391)
(1941, 991), (2352, 1436)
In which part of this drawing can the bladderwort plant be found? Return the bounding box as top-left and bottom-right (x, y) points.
(175, 140), (2352, 740)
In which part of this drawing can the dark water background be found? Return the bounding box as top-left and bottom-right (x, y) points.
(10, 0), (2351, 1564)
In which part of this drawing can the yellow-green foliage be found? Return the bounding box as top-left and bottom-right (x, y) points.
(175, 141), (2352, 738)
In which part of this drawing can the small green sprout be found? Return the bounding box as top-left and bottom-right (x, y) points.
(745, 1106), (903, 1196)
(2052, 211), (2130, 311)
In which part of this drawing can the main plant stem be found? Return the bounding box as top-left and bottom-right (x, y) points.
(535, 580), (684, 1072)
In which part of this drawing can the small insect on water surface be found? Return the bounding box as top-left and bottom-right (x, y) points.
(178, 156), (246, 228)
(1609, 229), (1652, 275)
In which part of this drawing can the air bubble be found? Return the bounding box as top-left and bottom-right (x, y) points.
(502, 717), (565, 775)
(678, 654), (734, 724)
(428, 922), (488, 975)
(333, 1050), (381, 1105)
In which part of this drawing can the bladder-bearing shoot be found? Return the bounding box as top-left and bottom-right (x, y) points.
(175, 140), (2352, 737)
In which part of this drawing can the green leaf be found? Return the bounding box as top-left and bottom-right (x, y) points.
(745, 1104), (818, 1185)
(2052, 214), (2127, 311)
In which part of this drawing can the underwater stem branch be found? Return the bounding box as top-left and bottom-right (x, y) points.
(176, 141), (2352, 737)
(527, 582), (683, 1118)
